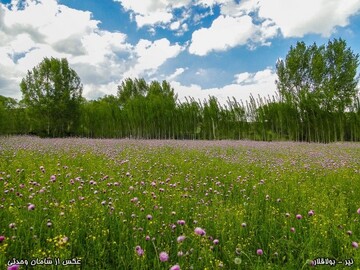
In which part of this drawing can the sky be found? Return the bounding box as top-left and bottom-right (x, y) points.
(1, 0), (360, 104)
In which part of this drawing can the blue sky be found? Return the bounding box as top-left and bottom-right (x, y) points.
(1, 0), (360, 104)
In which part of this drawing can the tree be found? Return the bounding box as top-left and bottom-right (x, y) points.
(276, 38), (359, 141)
(20, 57), (83, 137)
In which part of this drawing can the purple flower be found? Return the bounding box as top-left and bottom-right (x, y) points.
(352, 242), (359, 249)
(170, 265), (181, 270)
(28, 203), (35, 210)
(8, 265), (20, 270)
(177, 235), (186, 243)
(145, 235), (150, 241)
(308, 210), (314, 216)
(213, 239), (219, 245)
(194, 227), (206, 236)
(290, 227), (295, 233)
(0, 235), (5, 243)
(159, 251), (169, 262)
(357, 208), (360, 215)
(50, 175), (56, 182)
(177, 220), (185, 225)
(146, 214), (153, 220)
(256, 249), (263, 256)
(296, 214), (302, 220)
(135, 245), (144, 256)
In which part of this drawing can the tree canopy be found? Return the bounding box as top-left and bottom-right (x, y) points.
(20, 57), (83, 137)
(276, 38), (359, 112)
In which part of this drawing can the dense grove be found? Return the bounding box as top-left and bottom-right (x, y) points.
(1, 85), (360, 142)
(1, 39), (359, 142)
(0, 137), (359, 269)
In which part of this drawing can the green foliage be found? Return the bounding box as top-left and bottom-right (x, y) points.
(20, 57), (83, 137)
(275, 38), (360, 142)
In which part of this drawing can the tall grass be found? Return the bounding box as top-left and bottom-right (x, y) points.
(1, 137), (359, 269)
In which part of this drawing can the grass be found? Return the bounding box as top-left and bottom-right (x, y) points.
(0, 136), (359, 269)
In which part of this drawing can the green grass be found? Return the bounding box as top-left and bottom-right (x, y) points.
(0, 137), (359, 269)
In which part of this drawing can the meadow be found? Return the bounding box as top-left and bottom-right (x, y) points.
(0, 136), (359, 269)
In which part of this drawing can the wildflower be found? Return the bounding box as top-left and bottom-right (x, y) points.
(290, 227), (295, 233)
(170, 265), (180, 270)
(145, 235), (150, 241)
(285, 213), (290, 218)
(50, 175), (56, 182)
(296, 214), (302, 220)
(9, 223), (16, 229)
(0, 235), (5, 243)
(146, 214), (153, 220)
(213, 239), (219, 245)
(28, 204), (35, 211)
(256, 249), (263, 255)
(194, 227), (206, 236)
(347, 230), (352, 235)
(177, 220), (185, 225)
(47, 222), (52, 227)
(234, 257), (241, 264)
(241, 222), (246, 227)
(7, 265), (20, 270)
(135, 245), (144, 256)
(177, 235), (186, 243)
(352, 242), (359, 249)
(357, 208), (360, 215)
(308, 210), (315, 216)
(159, 251), (169, 262)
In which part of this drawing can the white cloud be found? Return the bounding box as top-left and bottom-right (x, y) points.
(135, 11), (173, 28)
(170, 21), (181, 30)
(0, 0), (134, 100)
(234, 68), (276, 85)
(172, 68), (278, 105)
(167, 67), (187, 81)
(258, 0), (360, 37)
(234, 72), (251, 84)
(189, 15), (258, 56)
(83, 81), (120, 100)
(124, 38), (184, 78)
(115, 0), (191, 28)
(188, 0), (360, 56)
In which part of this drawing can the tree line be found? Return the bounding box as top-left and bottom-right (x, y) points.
(0, 38), (359, 142)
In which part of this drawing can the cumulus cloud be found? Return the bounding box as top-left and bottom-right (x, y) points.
(258, 0), (360, 37)
(115, 0), (191, 28)
(189, 15), (268, 56)
(216, 0), (360, 38)
(0, 0), (189, 100)
(234, 68), (276, 85)
(124, 38), (184, 78)
(172, 68), (278, 105)
(189, 0), (360, 56)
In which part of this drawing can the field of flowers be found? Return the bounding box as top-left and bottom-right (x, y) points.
(0, 136), (359, 269)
